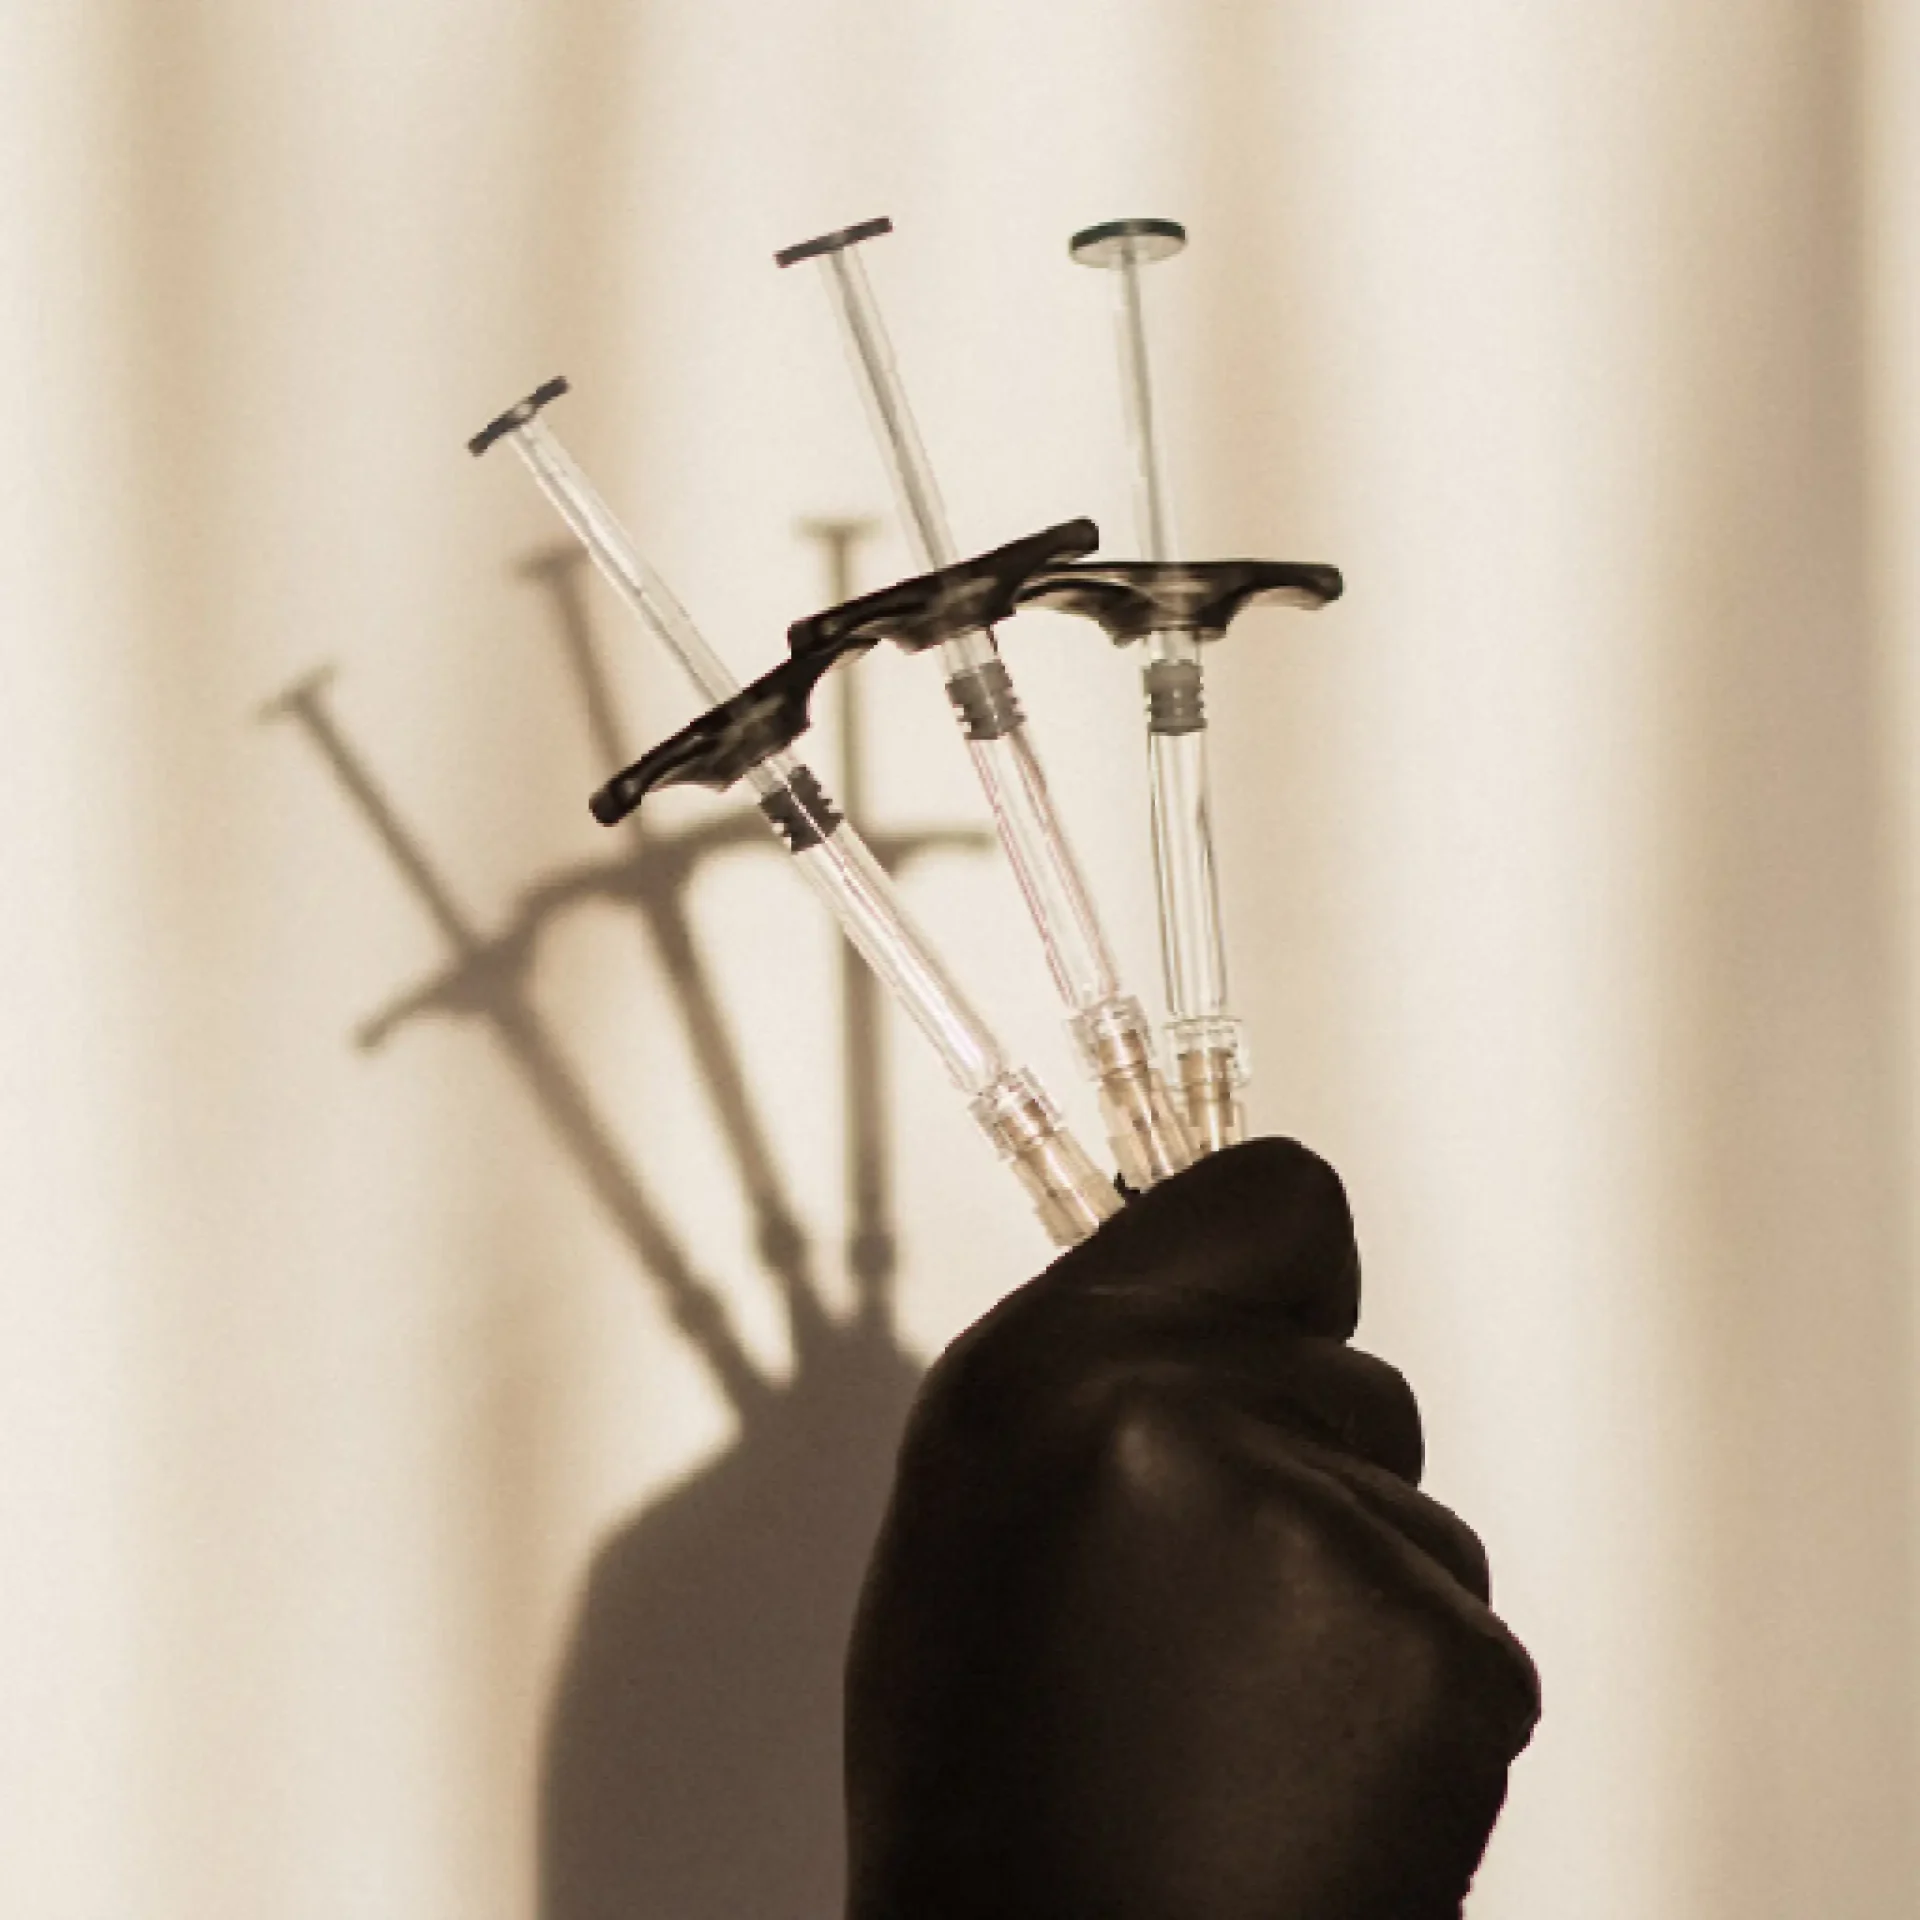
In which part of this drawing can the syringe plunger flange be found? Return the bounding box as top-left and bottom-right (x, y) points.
(774, 216), (896, 268)
(588, 649), (849, 824)
(1069, 217), (1188, 268)
(469, 376), (571, 457)
(1017, 559), (1344, 645)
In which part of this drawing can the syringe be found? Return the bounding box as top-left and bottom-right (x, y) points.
(776, 219), (1197, 1193)
(470, 378), (1122, 1248)
(1020, 218), (1342, 1152)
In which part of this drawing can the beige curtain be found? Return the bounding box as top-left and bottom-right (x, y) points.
(5, 2), (1915, 1914)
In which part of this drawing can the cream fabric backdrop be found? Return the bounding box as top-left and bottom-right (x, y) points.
(5, 1), (1917, 1915)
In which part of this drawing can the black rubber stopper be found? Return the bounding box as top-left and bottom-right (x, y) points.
(468, 376), (570, 457)
(589, 650), (844, 825)
(1069, 218), (1187, 268)
(788, 519), (1101, 665)
(775, 217), (894, 269)
(1016, 559), (1344, 644)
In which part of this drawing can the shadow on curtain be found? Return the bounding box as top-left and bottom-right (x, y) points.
(271, 526), (987, 1918)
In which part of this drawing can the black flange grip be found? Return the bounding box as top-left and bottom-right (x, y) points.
(588, 650), (844, 825)
(1016, 559), (1343, 644)
(788, 519), (1100, 665)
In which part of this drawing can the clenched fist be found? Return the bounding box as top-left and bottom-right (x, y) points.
(845, 1139), (1539, 1920)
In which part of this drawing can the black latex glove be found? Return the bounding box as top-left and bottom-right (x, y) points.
(844, 1139), (1540, 1920)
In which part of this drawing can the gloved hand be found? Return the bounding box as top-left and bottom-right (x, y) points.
(844, 1138), (1540, 1920)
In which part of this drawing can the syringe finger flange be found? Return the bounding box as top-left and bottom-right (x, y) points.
(787, 519), (1099, 664)
(588, 649), (851, 823)
(1016, 559), (1344, 644)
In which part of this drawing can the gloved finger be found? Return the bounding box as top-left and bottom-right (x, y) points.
(1251, 1418), (1493, 1602)
(1128, 1329), (1428, 1490)
(1098, 1389), (1535, 1716)
(1047, 1137), (1362, 1340)
(1013, 1301), (1427, 1485)
(915, 1301), (1436, 1539)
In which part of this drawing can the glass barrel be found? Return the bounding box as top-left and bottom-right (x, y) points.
(1142, 626), (1247, 1152)
(1146, 712), (1249, 1153)
(963, 714), (1195, 1185)
(1144, 686), (1228, 1022)
(964, 723), (1119, 1011)
(786, 813), (1002, 1096)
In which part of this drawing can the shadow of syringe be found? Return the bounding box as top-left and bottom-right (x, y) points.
(259, 523), (991, 1419)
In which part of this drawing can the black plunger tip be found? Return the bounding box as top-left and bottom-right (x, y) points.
(775, 217), (893, 269)
(1069, 217), (1187, 268)
(469, 375), (570, 457)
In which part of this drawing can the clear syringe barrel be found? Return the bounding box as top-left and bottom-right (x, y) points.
(771, 809), (1124, 1244)
(941, 656), (1120, 1012)
(782, 817), (1119, 1242)
(782, 803), (1116, 1240)
(1143, 634), (1248, 1152)
(487, 401), (1121, 1241)
(956, 700), (1190, 1180)
(1143, 637), (1226, 1017)
(784, 796), (997, 1094)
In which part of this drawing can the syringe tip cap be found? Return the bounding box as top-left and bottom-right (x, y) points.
(775, 217), (893, 268)
(1069, 217), (1187, 268)
(468, 375), (570, 456)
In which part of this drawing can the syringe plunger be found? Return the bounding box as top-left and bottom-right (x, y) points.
(470, 380), (1120, 1243)
(777, 226), (1199, 1185)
